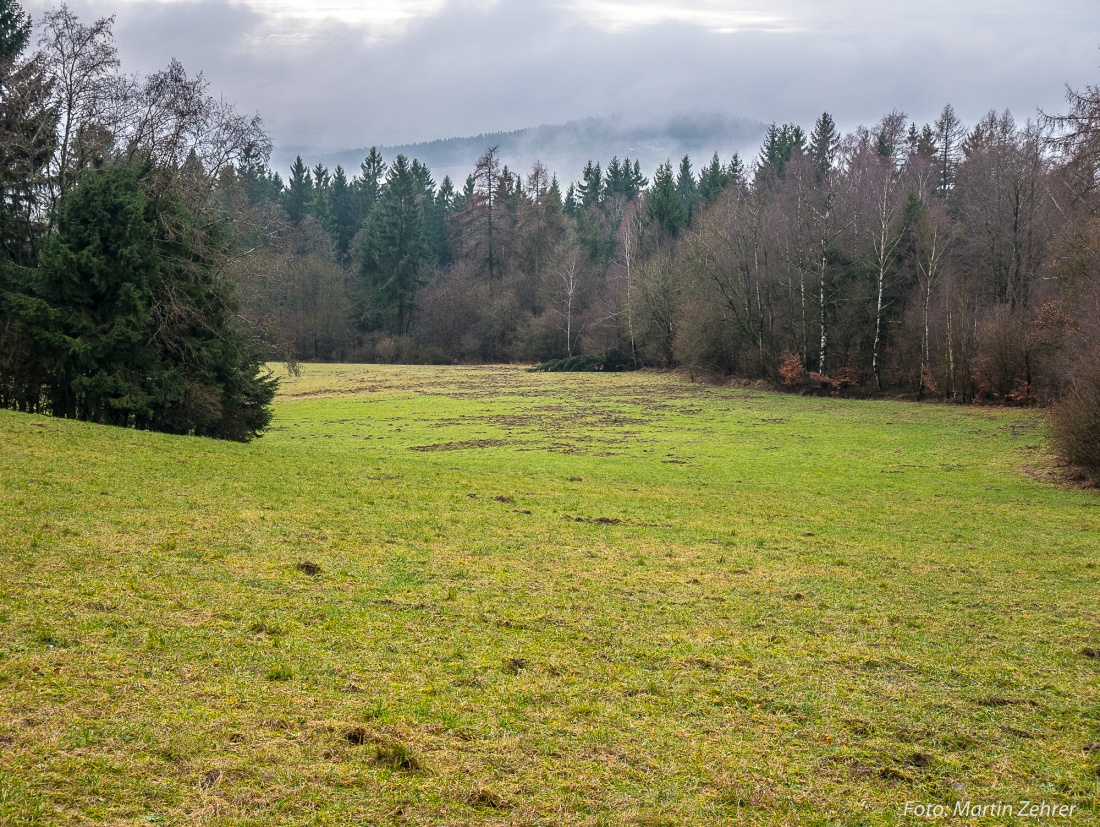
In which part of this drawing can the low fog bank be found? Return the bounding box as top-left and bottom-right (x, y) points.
(272, 112), (768, 186)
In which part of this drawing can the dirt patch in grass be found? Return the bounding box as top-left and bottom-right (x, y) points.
(465, 787), (510, 810)
(372, 742), (420, 771)
(343, 727), (369, 745)
(976, 695), (1017, 708)
(409, 439), (507, 452)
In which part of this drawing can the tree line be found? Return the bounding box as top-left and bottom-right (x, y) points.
(240, 99), (1098, 404)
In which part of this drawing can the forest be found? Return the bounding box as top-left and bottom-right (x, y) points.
(246, 109), (1100, 407)
(1, 2), (1099, 467)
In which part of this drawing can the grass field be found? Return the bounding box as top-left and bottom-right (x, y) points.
(1, 364), (1098, 826)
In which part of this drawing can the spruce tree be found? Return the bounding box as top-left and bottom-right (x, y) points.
(546, 175), (564, 213)
(0, 0), (31, 62)
(757, 123), (806, 181)
(357, 146), (385, 222)
(934, 104), (966, 195)
(628, 160), (647, 199)
(646, 160), (686, 235)
(284, 156), (311, 223)
(809, 112), (840, 178)
(356, 155), (427, 335)
(698, 152), (730, 204)
(676, 155), (698, 223)
(329, 165), (357, 259)
(564, 183), (577, 216)
(437, 175), (456, 213)
(309, 163), (332, 229)
(577, 160), (602, 209)
(725, 154), (746, 191)
(5, 162), (275, 438)
(604, 157), (626, 199)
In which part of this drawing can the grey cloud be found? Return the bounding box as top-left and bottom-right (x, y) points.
(20, 0), (1100, 172)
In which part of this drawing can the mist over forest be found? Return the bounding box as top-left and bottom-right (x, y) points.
(273, 113), (768, 192)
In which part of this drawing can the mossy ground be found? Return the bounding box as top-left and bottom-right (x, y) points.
(1, 364), (1098, 825)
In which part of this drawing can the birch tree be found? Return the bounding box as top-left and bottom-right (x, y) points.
(852, 138), (907, 388)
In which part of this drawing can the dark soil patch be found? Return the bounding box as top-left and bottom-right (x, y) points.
(879, 767), (911, 781)
(976, 695), (1016, 707)
(1000, 726), (1034, 739)
(344, 727), (369, 745)
(296, 561), (321, 576)
(1081, 647), (1100, 658)
(502, 657), (528, 675)
(494, 495), (514, 503)
(409, 439), (506, 452)
(572, 516), (623, 525)
(908, 752), (933, 768)
(200, 769), (222, 789)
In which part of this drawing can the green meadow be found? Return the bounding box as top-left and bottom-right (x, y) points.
(1, 364), (1098, 826)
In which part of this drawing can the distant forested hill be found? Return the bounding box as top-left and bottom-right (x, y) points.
(273, 113), (767, 183)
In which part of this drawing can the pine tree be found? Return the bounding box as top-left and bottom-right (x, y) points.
(809, 112), (840, 178)
(698, 152), (729, 204)
(437, 175), (456, 213)
(757, 123), (806, 181)
(309, 163), (332, 229)
(357, 146), (385, 223)
(356, 155), (427, 335)
(412, 158), (448, 264)
(934, 104), (966, 195)
(604, 157), (627, 199)
(5, 162), (275, 438)
(577, 160), (602, 209)
(676, 155), (698, 223)
(628, 160), (648, 199)
(329, 165), (357, 260)
(646, 160), (686, 235)
(0, 0), (54, 269)
(725, 154), (746, 191)
(0, 0), (32, 61)
(284, 155), (312, 223)
(564, 182), (577, 216)
(546, 175), (564, 213)
(454, 174), (475, 212)
(236, 145), (282, 205)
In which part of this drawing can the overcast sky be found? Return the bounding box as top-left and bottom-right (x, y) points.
(21, 0), (1100, 154)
